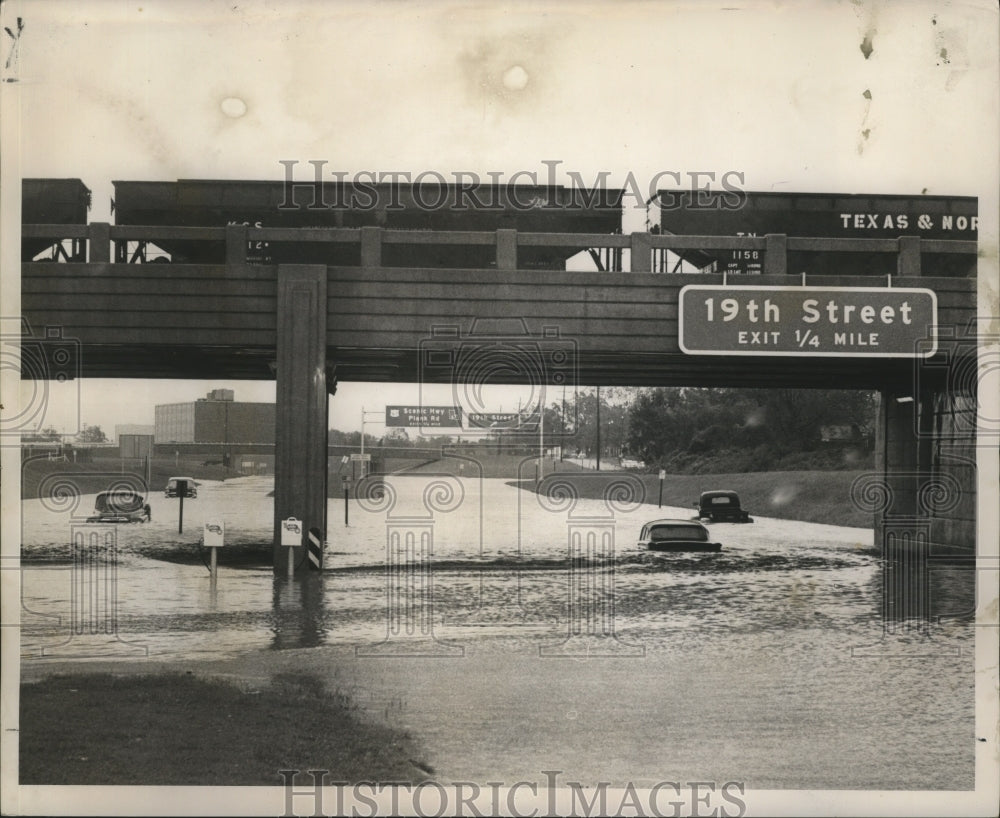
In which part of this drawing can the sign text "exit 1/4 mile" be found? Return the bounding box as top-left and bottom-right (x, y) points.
(678, 285), (937, 357)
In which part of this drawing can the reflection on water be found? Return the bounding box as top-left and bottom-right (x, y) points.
(19, 475), (977, 788)
(18, 474), (978, 659)
(270, 573), (326, 650)
(928, 563), (979, 622)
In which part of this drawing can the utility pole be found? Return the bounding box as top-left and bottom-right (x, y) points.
(538, 396), (544, 484)
(360, 407), (382, 478)
(561, 383), (567, 461)
(596, 385), (601, 471)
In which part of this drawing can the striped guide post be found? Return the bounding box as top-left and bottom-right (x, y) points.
(307, 526), (323, 571)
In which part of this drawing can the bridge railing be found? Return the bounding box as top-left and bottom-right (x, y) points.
(21, 222), (978, 275)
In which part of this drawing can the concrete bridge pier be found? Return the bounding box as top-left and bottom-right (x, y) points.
(876, 388), (920, 521)
(875, 375), (976, 557)
(273, 265), (329, 574)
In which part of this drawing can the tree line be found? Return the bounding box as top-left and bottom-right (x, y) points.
(22, 424), (108, 444)
(622, 387), (877, 470)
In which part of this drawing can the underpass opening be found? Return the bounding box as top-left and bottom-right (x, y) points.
(16, 178), (981, 636)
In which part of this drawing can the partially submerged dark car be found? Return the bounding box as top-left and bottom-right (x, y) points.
(694, 490), (753, 523)
(638, 519), (721, 553)
(164, 476), (198, 498)
(87, 488), (151, 523)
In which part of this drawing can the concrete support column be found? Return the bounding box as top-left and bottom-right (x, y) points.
(874, 390), (887, 547)
(917, 387), (935, 474)
(496, 229), (517, 271)
(883, 389), (919, 517)
(897, 236), (921, 276)
(274, 265), (328, 574)
(629, 232), (651, 272)
(226, 223), (248, 264)
(360, 226), (383, 267)
(88, 222), (110, 263)
(763, 233), (787, 276)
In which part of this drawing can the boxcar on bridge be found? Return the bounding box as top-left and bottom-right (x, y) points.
(21, 178), (91, 262)
(647, 190), (978, 278)
(111, 179), (625, 270)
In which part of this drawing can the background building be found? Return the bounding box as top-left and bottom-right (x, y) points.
(113, 424), (154, 444)
(154, 390), (275, 444)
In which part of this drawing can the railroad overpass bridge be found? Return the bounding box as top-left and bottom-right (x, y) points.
(21, 207), (980, 569)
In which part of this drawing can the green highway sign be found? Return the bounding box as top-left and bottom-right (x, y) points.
(678, 285), (937, 357)
(468, 412), (522, 428)
(385, 405), (463, 427)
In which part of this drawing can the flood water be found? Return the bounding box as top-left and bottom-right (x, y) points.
(18, 474), (977, 790)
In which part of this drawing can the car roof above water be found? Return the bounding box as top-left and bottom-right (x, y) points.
(644, 518), (706, 528)
(700, 490), (740, 501)
(94, 490), (145, 511)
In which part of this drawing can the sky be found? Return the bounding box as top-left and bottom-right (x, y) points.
(3, 0), (998, 437)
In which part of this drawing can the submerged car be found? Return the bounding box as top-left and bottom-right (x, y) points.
(87, 488), (151, 523)
(638, 519), (721, 553)
(694, 490), (753, 523)
(164, 476), (198, 498)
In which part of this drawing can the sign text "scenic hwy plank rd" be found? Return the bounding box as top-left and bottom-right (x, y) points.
(385, 406), (463, 427)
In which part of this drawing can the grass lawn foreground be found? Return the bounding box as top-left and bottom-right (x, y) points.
(19, 672), (429, 785)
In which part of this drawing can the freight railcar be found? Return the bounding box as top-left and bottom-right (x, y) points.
(21, 178), (91, 261)
(646, 190), (977, 277)
(112, 179), (624, 270)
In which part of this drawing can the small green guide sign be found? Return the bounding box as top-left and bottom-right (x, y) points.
(678, 285), (937, 357)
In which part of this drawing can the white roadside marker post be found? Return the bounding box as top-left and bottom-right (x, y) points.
(280, 517), (301, 577)
(203, 521), (225, 577)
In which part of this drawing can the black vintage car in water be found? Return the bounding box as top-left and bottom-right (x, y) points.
(694, 490), (753, 523)
(87, 488), (151, 523)
(164, 476), (198, 498)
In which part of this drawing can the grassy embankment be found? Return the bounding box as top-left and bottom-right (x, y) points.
(19, 672), (429, 785)
(21, 451), (448, 500)
(20, 454), (234, 500)
(407, 455), (874, 529)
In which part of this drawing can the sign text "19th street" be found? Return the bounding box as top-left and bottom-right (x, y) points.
(678, 286), (937, 358)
